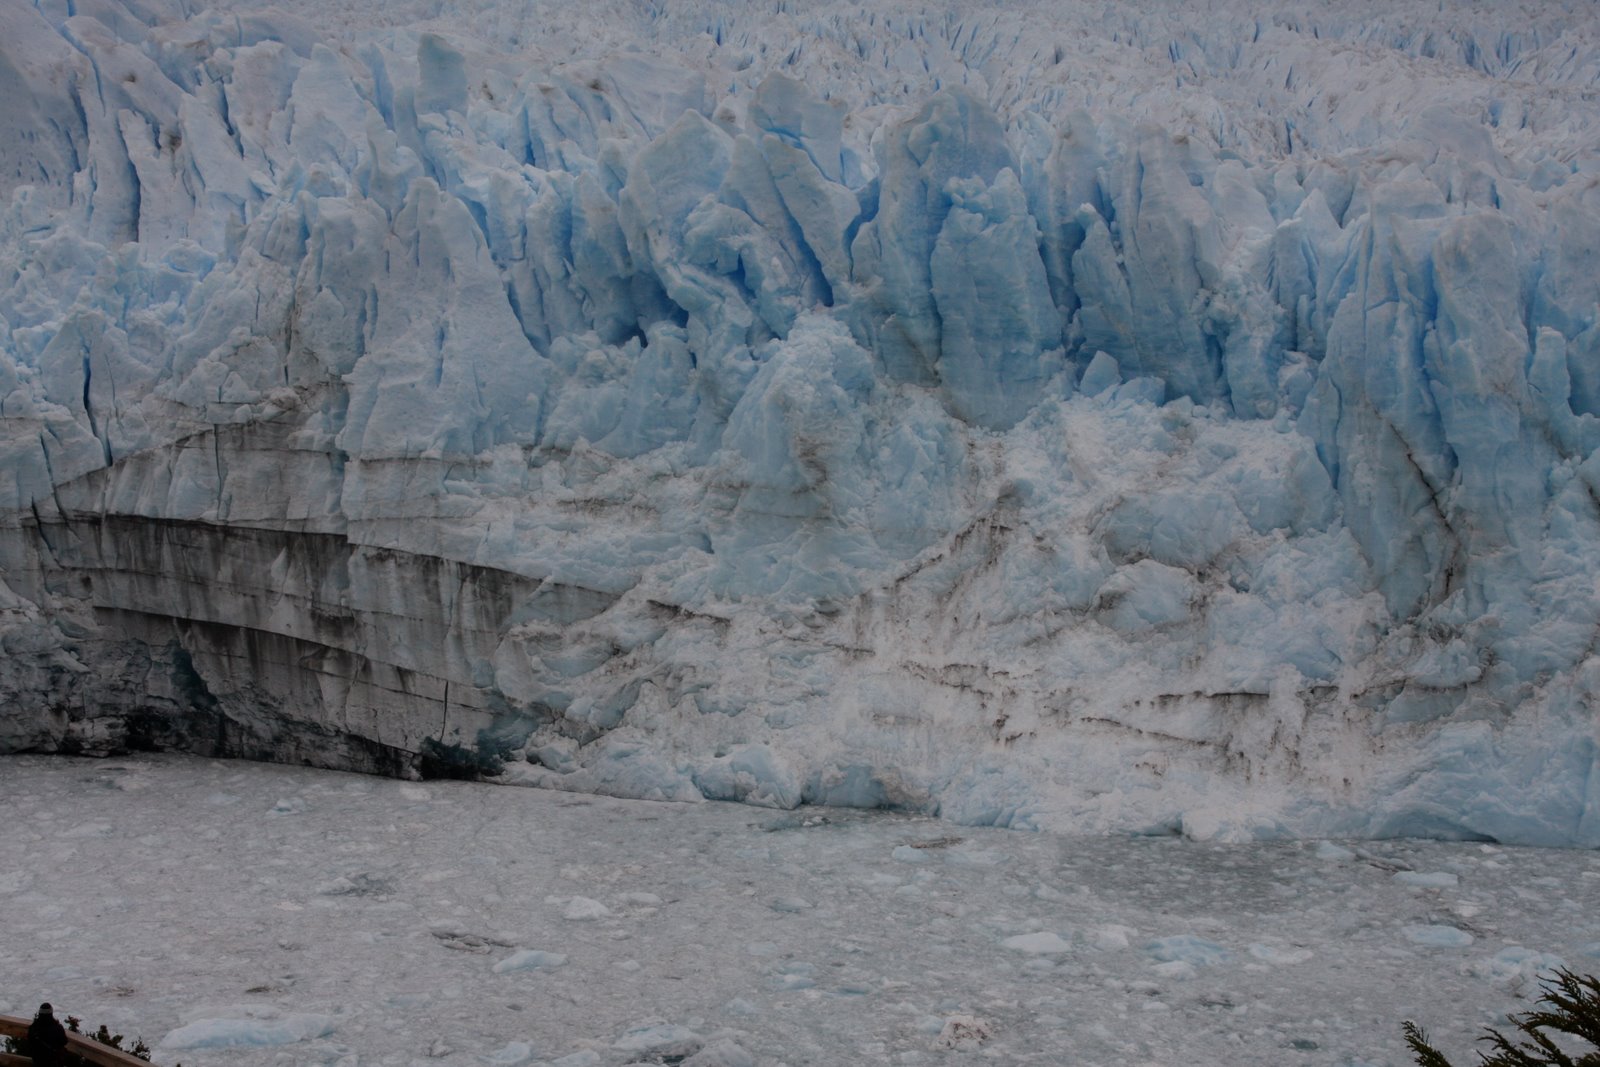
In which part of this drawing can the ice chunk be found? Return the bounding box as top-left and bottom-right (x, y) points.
(1001, 932), (1071, 954)
(612, 1020), (703, 1059)
(1394, 871), (1459, 889)
(493, 950), (569, 974)
(1096, 560), (1199, 632)
(682, 1039), (758, 1067)
(1470, 946), (1566, 985)
(560, 897), (611, 921)
(693, 744), (802, 810)
(1248, 943), (1314, 965)
(1401, 925), (1475, 948)
(1092, 925), (1135, 951)
(160, 1013), (336, 1049)
(935, 1015), (993, 1051)
(485, 1041), (536, 1065)
(1078, 352), (1121, 397)
(550, 1051), (602, 1067)
(769, 896), (813, 913)
(1143, 936), (1231, 967)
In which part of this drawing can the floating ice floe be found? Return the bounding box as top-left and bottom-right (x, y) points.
(159, 1012), (336, 1050)
(1001, 931), (1072, 954)
(1402, 924), (1476, 948)
(492, 949), (569, 974)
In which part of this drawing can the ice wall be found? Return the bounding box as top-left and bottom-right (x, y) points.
(2, 0), (1599, 845)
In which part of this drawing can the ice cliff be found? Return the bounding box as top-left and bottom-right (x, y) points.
(2, 0), (1599, 845)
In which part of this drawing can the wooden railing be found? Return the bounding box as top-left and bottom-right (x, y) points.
(0, 1016), (159, 1067)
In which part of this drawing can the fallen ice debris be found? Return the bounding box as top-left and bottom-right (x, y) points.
(430, 925), (515, 953)
(1395, 871), (1460, 889)
(1469, 946), (1566, 985)
(769, 896), (814, 912)
(317, 873), (394, 897)
(159, 1012), (336, 1049)
(935, 1014), (993, 1051)
(549, 1050), (602, 1067)
(484, 1040), (536, 1065)
(1248, 943), (1314, 965)
(769, 961), (817, 991)
(945, 848), (1004, 868)
(1143, 935), (1231, 967)
(492, 949), (569, 974)
(612, 1020), (704, 1059)
(1001, 931), (1072, 954)
(1402, 924), (1475, 948)
(1092, 924), (1136, 950)
(558, 896), (612, 921)
(681, 1038), (758, 1066)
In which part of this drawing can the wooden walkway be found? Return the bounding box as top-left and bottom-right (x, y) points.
(0, 1015), (159, 1066)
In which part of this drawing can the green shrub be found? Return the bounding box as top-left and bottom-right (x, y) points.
(88, 1021), (153, 1061)
(1404, 969), (1600, 1067)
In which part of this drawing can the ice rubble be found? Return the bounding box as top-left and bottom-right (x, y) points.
(5, 754), (1597, 1066)
(1, 0), (1599, 844)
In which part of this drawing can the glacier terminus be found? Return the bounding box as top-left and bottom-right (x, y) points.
(1, 0), (1599, 846)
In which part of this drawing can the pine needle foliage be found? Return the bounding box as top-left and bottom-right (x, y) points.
(1405, 1022), (1458, 1067)
(1404, 970), (1600, 1067)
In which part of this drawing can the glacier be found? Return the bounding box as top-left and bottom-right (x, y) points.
(1, 0), (1599, 845)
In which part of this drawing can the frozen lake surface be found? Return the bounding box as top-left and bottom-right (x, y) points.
(2, 754), (1597, 1066)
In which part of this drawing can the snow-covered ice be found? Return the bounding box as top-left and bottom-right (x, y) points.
(2, 754), (1597, 1066)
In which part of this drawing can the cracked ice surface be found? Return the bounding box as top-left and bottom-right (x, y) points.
(1, 755), (1599, 1066)
(1, 0), (1600, 842)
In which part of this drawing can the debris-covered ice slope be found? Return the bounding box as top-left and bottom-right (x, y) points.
(2, 0), (1599, 844)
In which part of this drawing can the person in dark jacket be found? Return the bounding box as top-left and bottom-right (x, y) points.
(26, 1002), (69, 1067)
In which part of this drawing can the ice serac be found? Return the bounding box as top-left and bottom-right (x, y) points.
(2, 0), (1600, 846)
(850, 88), (1064, 428)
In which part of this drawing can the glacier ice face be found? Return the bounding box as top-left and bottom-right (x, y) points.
(2, 0), (1600, 845)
